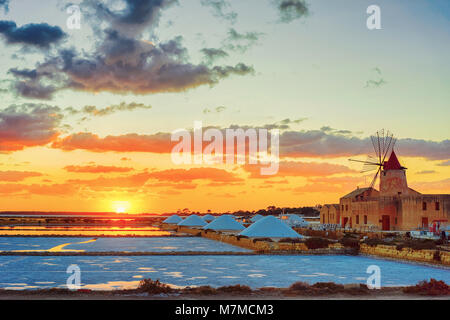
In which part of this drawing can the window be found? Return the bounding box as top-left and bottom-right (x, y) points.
(395, 218), (397, 225)
(364, 215), (367, 225)
(422, 202), (427, 211)
(345, 204), (348, 211)
(435, 202), (440, 211)
(356, 215), (359, 224)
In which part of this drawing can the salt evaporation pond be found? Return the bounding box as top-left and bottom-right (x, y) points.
(0, 255), (448, 290)
(0, 237), (250, 252)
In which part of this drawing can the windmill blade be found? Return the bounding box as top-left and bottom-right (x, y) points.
(381, 135), (397, 165)
(369, 167), (381, 189)
(348, 159), (380, 165)
(377, 131), (382, 165)
(371, 135), (381, 163)
(362, 155), (379, 172)
(381, 133), (393, 164)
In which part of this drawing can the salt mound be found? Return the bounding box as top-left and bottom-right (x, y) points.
(250, 214), (264, 222)
(240, 216), (303, 238)
(177, 214), (207, 227)
(202, 214), (215, 222)
(163, 214), (183, 224)
(283, 214), (309, 228)
(203, 215), (245, 231)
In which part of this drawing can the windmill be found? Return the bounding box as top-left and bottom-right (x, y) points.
(349, 130), (397, 189)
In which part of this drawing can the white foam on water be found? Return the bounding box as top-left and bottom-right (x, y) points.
(248, 274), (266, 278)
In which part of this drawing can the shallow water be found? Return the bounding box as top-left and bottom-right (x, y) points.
(0, 255), (448, 290)
(0, 237), (251, 252)
(0, 226), (170, 237)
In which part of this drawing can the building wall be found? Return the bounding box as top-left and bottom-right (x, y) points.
(335, 195), (450, 231)
(380, 169), (409, 196)
(378, 198), (400, 230)
(340, 198), (352, 227)
(320, 205), (340, 224)
(340, 188), (378, 228)
(399, 195), (450, 230)
(348, 200), (380, 229)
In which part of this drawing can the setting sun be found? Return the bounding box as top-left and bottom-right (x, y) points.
(112, 201), (131, 214)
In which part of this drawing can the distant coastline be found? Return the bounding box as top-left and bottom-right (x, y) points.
(0, 211), (165, 218)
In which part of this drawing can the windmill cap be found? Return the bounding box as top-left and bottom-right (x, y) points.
(383, 150), (406, 170)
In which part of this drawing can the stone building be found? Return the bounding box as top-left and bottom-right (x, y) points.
(321, 150), (450, 231)
(320, 204), (340, 224)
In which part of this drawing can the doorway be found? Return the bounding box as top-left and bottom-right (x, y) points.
(381, 215), (390, 231)
(343, 217), (348, 228)
(422, 217), (428, 229)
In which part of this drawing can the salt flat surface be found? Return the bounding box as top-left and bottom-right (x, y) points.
(0, 237), (250, 253)
(0, 255), (448, 290)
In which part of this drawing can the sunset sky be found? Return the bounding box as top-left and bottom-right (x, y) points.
(0, 0), (449, 213)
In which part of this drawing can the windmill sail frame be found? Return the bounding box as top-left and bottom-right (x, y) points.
(349, 130), (397, 190)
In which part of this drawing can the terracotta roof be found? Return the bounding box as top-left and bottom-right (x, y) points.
(383, 151), (404, 170)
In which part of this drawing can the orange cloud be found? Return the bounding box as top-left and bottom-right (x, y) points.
(243, 161), (355, 178)
(67, 172), (151, 190)
(147, 167), (242, 183)
(63, 168), (239, 192)
(0, 104), (61, 152)
(0, 170), (42, 182)
(0, 183), (76, 195)
(64, 164), (133, 173)
(51, 132), (172, 153)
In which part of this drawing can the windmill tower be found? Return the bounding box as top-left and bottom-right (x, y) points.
(349, 130), (408, 195)
(379, 149), (409, 196)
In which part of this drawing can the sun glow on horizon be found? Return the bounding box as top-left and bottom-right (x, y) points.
(112, 201), (131, 214)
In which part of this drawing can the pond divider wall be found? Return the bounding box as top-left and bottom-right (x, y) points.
(165, 224), (450, 265)
(174, 225), (353, 254)
(360, 244), (450, 266)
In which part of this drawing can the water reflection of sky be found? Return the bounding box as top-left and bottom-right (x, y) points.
(0, 237), (251, 252)
(0, 255), (448, 290)
(0, 226), (171, 237)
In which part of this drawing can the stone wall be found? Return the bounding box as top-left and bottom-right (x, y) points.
(176, 226), (352, 254)
(360, 244), (450, 266)
(294, 227), (344, 240)
(170, 224), (450, 266)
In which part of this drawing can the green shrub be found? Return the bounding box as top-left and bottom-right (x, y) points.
(396, 239), (437, 251)
(189, 286), (218, 295)
(278, 238), (304, 243)
(137, 279), (173, 294)
(404, 279), (449, 296)
(253, 237), (273, 243)
(311, 282), (345, 293)
(362, 238), (389, 247)
(289, 281), (310, 291)
(217, 285), (252, 294)
(340, 237), (360, 249)
(305, 237), (332, 249)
